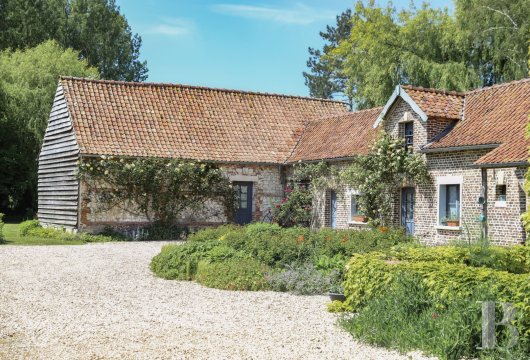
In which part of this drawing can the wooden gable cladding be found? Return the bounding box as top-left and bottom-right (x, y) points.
(38, 85), (80, 228)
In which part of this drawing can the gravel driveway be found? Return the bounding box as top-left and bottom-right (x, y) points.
(0, 242), (433, 360)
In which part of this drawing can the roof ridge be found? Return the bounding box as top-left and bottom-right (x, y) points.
(59, 76), (347, 105)
(311, 106), (384, 123)
(400, 85), (465, 97)
(463, 77), (530, 95)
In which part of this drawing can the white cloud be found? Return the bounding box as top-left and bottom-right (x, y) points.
(211, 3), (336, 25)
(147, 18), (193, 37)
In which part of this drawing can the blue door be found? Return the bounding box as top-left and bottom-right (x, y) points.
(401, 187), (414, 235)
(234, 182), (253, 225)
(330, 190), (337, 229)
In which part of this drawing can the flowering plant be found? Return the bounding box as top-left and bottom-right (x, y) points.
(78, 156), (237, 224)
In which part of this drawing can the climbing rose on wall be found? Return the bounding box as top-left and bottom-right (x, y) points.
(341, 133), (431, 226)
(78, 156), (237, 225)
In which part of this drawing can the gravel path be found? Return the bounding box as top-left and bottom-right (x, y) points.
(0, 242), (434, 360)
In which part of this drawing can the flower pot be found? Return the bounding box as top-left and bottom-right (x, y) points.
(352, 215), (368, 223)
(328, 292), (346, 302)
(446, 220), (460, 227)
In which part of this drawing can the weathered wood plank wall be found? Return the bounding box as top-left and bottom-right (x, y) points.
(37, 85), (80, 228)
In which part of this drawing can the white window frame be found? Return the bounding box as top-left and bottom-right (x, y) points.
(436, 175), (463, 230)
(346, 189), (367, 225)
(494, 184), (508, 208)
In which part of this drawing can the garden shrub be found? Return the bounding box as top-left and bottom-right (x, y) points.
(150, 223), (412, 294)
(18, 220), (128, 243)
(136, 222), (189, 240)
(386, 245), (530, 274)
(187, 224), (241, 243)
(195, 258), (269, 291)
(19, 219), (41, 236)
(342, 272), (529, 360)
(266, 263), (341, 295)
(342, 252), (530, 344)
(150, 240), (218, 280)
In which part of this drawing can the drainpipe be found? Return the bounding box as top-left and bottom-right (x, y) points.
(480, 168), (488, 240)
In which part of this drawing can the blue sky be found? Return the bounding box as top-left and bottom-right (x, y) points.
(117, 0), (453, 96)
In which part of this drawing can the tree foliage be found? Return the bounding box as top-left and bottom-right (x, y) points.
(341, 134), (431, 226)
(303, 9), (352, 103)
(0, 40), (98, 213)
(78, 157), (237, 225)
(0, 0), (147, 81)
(306, 0), (529, 108)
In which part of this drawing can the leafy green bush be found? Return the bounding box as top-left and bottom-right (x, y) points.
(311, 227), (411, 259)
(137, 222), (189, 240)
(386, 245), (530, 274)
(266, 263), (340, 295)
(151, 223), (412, 294)
(187, 224), (241, 243)
(19, 220), (41, 236)
(150, 240), (218, 280)
(0, 213), (4, 241)
(342, 272), (529, 360)
(195, 258), (270, 291)
(18, 220), (128, 243)
(342, 252), (530, 344)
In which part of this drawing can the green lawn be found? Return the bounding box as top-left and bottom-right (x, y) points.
(1, 223), (85, 246)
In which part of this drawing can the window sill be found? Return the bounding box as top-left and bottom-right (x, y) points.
(435, 225), (461, 231)
(494, 201), (507, 208)
(349, 221), (369, 226)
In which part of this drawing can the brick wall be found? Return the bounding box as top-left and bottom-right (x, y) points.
(381, 97), (527, 246)
(79, 164), (284, 232)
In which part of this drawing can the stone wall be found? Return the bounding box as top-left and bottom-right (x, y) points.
(79, 164), (284, 232)
(310, 161), (369, 231)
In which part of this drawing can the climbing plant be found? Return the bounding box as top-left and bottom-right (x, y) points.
(78, 156), (237, 224)
(341, 133), (431, 226)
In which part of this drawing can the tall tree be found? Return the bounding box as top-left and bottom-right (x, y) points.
(0, 0), (147, 81)
(332, 1), (478, 108)
(303, 10), (352, 103)
(306, 0), (529, 108)
(0, 40), (98, 213)
(455, 0), (529, 85)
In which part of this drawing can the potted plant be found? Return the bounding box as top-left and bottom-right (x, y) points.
(443, 215), (460, 227)
(328, 284), (346, 302)
(352, 210), (368, 223)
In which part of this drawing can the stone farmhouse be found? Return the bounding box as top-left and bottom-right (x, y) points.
(38, 77), (530, 245)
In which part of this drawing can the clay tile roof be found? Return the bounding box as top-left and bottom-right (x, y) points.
(401, 85), (465, 120)
(287, 107), (382, 163)
(60, 77), (347, 164)
(426, 78), (530, 165)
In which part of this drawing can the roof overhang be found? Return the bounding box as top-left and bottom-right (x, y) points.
(373, 85), (428, 128)
(470, 161), (529, 169)
(419, 144), (499, 154)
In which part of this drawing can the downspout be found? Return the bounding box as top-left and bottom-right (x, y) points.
(481, 168), (488, 240)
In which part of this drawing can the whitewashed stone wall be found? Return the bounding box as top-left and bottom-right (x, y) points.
(79, 164), (283, 232)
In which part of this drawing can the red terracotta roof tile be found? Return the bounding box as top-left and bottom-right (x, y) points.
(401, 85), (465, 120)
(425, 78), (530, 165)
(60, 77), (347, 164)
(287, 107), (382, 163)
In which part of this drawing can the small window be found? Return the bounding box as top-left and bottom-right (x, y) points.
(496, 185), (507, 203)
(350, 195), (359, 219)
(439, 184), (460, 226)
(404, 122), (413, 150)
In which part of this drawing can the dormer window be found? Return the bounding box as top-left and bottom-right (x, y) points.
(404, 122), (413, 150)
